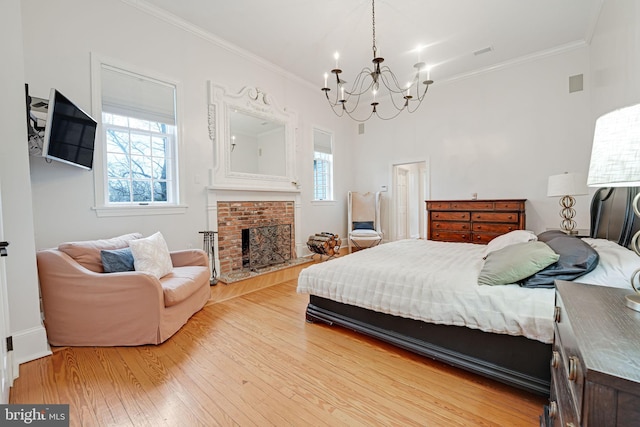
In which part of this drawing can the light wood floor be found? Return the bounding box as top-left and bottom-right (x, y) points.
(10, 261), (546, 426)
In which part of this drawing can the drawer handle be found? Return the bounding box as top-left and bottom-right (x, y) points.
(568, 356), (579, 381)
(549, 401), (558, 419)
(508, 226), (513, 230)
(435, 224), (440, 228)
(508, 215), (513, 219)
(554, 306), (561, 323)
(435, 214), (439, 218)
(477, 226), (482, 230)
(551, 351), (560, 369)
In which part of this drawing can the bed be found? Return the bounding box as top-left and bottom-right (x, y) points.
(297, 187), (640, 396)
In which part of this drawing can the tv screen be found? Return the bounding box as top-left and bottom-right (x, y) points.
(42, 88), (97, 170)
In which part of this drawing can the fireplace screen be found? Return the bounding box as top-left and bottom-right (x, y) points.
(242, 224), (292, 270)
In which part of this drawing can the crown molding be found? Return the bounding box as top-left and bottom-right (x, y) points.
(120, 0), (316, 91)
(437, 40), (588, 86)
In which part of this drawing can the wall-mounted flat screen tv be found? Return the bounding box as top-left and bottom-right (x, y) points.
(42, 88), (97, 170)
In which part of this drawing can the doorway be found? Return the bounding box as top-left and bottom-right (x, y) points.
(391, 161), (429, 241)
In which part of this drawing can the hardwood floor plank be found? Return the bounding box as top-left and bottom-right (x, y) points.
(9, 263), (546, 426)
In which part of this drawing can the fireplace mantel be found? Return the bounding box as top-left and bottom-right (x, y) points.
(206, 186), (303, 277)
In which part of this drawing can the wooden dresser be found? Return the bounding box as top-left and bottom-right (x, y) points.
(425, 199), (526, 244)
(542, 281), (640, 426)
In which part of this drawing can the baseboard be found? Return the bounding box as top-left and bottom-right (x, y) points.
(12, 324), (51, 367)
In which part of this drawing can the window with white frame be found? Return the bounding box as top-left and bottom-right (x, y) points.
(313, 129), (333, 201)
(100, 65), (178, 205)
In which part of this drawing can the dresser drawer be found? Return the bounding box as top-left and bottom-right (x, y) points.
(554, 294), (585, 422)
(495, 201), (525, 211)
(430, 231), (471, 242)
(426, 202), (451, 210)
(472, 223), (518, 234)
(471, 233), (500, 244)
(430, 211), (470, 221)
(549, 338), (579, 427)
(449, 201), (494, 211)
(432, 221), (470, 231)
(471, 212), (519, 223)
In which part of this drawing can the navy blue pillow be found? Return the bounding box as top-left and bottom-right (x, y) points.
(353, 221), (374, 230)
(101, 247), (135, 273)
(520, 235), (599, 288)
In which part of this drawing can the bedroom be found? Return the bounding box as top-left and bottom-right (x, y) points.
(1, 0), (639, 424)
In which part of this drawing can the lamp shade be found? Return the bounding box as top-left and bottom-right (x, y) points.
(547, 172), (588, 197)
(587, 103), (640, 187)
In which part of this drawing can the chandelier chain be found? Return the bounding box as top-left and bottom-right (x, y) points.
(371, 0), (377, 56)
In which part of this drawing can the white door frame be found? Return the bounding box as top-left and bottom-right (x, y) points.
(0, 182), (13, 403)
(390, 160), (429, 241)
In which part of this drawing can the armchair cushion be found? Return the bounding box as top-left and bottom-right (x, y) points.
(101, 247), (135, 273)
(161, 266), (211, 307)
(350, 229), (382, 238)
(58, 232), (142, 273)
(129, 231), (173, 279)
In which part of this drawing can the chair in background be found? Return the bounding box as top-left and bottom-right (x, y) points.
(348, 191), (383, 252)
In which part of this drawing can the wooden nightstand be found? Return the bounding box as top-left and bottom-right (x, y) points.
(542, 281), (640, 426)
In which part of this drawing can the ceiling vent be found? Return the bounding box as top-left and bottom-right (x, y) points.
(473, 46), (494, 56)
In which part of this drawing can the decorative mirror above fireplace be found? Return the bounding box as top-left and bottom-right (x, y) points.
(208, 81), (297, 190)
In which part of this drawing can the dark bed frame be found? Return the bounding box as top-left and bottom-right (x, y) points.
(304, 187), (638, 396)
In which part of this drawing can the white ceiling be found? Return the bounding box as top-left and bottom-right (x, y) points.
(138, 0), (604, 87)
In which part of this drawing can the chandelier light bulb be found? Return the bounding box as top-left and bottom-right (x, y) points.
(334, 52), (340, 68)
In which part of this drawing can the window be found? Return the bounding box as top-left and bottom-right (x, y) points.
(313, 129), (333, 201)
(96, 62), (180, 208)
(102, 113), (174, 203)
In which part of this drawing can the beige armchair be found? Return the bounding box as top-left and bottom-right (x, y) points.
(348, 191), (383, 252)
(36, 233), (211, 346)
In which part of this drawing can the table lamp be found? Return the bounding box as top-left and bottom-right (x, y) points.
(587, 102), (640, 311)
(547, 172), (588, 234)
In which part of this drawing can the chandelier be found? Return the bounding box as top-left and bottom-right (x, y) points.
(322, 0), (434, 122)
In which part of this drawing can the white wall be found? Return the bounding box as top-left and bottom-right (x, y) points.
(590, 0), (640, 116)
(20, 0), (354, 253)
(0, 0), (50, 367)
(354, 47), (594, 236)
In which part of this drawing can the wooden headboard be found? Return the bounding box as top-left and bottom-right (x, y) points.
(590, 187), (640, 247)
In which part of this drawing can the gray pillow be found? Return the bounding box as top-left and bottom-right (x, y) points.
(478, 241), (560, 286)
(520, 235), (599, 288)
(101, 247), (135, 273)
(536, 230), (568, 243)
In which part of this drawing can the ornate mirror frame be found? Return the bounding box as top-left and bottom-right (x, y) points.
(208, 81), (297, 190)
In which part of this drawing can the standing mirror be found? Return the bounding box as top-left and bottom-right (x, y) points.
(208, 82), (296, 189)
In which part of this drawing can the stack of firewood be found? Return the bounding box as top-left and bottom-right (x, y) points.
(306, 232), (340, 258)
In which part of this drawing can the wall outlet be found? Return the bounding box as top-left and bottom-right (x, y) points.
(380, 185), (388, 192)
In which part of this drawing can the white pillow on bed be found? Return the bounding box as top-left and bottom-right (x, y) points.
(483, 230), (538, 258)
(578, 238), (640, 289)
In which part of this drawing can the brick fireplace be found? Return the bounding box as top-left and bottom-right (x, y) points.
(217, 201), (295, 273)
(206, 187), (302, 277)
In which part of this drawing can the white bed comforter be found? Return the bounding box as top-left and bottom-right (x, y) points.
(297, 239), (556, 343)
